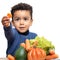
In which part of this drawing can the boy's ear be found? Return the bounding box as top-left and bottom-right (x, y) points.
(30, 19), (33, 26)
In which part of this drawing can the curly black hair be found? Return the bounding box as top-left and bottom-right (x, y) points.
(11, 3), (33, 19)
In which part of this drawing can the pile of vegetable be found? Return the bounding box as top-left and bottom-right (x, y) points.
(7, 36), (58, 60)
(29, 36), (55, 55)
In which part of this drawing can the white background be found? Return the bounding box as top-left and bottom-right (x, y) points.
(0, 0), (60, 58)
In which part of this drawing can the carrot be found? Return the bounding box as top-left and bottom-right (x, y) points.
(45, 54), (58, 60)
(49, 50), (55, 55)
(20, 43), (26, 48)
(25, 39), (30, 51)
(27, 50), (33, 60)
(7, 54), (15, 60)
(7, 13), (12, 18)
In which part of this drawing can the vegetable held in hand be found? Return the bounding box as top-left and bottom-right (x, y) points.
(7, 13), (12, 18)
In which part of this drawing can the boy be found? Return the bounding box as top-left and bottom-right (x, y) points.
(1, 3), (37, 56)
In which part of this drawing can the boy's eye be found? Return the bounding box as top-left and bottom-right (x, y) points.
(13, 17), (30, 21)
(24, 17), (28, 21)
(14, 18), (20, 21)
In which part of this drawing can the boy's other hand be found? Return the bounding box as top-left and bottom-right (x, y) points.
(1, 16), (10, 27)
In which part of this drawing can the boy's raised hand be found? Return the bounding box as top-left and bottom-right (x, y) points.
(1, 16), (10, 27)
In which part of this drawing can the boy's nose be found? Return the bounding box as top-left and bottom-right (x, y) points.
(20, 20), (24, 25)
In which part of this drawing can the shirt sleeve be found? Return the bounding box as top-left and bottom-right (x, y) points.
(3, 23), (15, 42)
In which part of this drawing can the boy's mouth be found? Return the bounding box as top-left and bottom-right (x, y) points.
(19, 27), (25, 30)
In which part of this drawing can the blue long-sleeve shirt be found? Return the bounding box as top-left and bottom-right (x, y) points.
(4, 24), (37, 56)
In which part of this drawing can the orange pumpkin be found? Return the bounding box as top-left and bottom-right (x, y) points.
(27, 47), (46, 60)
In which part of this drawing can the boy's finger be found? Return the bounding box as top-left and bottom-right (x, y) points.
(3, 20), (10, 24)
(1, 17), (10, 24)
(3, 21), (10, 27)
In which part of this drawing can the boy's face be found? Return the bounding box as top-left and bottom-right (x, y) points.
(12, 10), (33, 33)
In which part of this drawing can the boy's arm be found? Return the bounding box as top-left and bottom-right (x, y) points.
(4, 23), (15, 42)
(2, 16), (15, 41)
